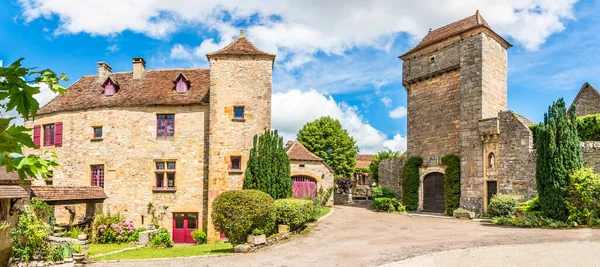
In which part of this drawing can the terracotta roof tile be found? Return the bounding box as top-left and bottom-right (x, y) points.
(355, 154), (373, 169)
(401, 11), (509, 58)
(207, 30), (275, 59)
(285, 140), (323, 162)
(38, 68), (210, 115)
(0, 185), (29, 199)
(31, 186), (107, 202)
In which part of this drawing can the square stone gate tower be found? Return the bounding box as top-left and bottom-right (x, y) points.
(399, 11), (514, 213)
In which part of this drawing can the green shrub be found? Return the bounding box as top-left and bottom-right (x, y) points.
(313, 187), (333, 207)
(492, 214), (575, 228)
(68, 227), (83, 239)
(93, 214), (136, 244)
(577, 114), (600, 141)
(566, 168), (600, 225)
(518, 196), (541, 213)
(191, 229), (207, 245)
(275, 198), (313, 230)
(10, 204), (52, 262)
(402, 156), (422, 211)
(372, 186), (396, 199)
(212, 190), (276, 245)
(373, 198), (404, 213)
(488, 194), (518, 218)
(129, 227), (147, 242)
(442, 154), (461, 216)
(150, 227), (173, 248)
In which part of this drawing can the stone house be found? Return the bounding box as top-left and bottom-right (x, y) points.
(286, 140), (334, 197)
(354, 154), (373, 186)
(24, 30), (274, 242)
(570, 82), (600, 117)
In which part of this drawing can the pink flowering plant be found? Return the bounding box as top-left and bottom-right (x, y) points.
(93, 213), (136, 244)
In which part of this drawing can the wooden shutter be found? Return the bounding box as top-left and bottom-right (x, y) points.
(54, 122), (63, 147)
(33, 125), (41, 147)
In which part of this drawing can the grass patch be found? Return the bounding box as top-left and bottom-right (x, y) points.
(94, 243), (234, 261)
(88, 243), (138, 257)
(311, 207), (331, 221)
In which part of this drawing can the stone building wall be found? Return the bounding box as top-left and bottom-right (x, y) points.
(289, 160), (334, 190)
(582, 142), (600, 172)
(571, 83), (600, 117)
(378, 158), (404, 199)
(24, 105), (209, 232)
(207, 55), (273, 240)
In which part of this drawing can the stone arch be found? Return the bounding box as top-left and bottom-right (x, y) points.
(418, 166), (446, 212)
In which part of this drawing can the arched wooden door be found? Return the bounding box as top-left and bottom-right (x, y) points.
(292, 175), (317, 198)
(423, 172), (445, 213)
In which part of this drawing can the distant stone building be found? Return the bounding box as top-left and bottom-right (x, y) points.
(354, 154), (373, 186)
(397, 11), (537, 214)
(570, 82), (600, 117)
(286, 140), (334, 197)
(24, 31), (274, 242)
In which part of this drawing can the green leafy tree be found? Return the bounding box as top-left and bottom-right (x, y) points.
(402, 156), (422, 211)
(369, 150), (403, 184)
(243, 129), (292, 199)
(535, 99), (583, 221)
(0, 59), (67, 180)
(297, 116), (358, 177)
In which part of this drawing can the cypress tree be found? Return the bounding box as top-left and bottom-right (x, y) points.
(243, 129), (291, 199)
(535, 99), (583, 221)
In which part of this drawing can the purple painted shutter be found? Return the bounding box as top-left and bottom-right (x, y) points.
(176, 79), (188, 93)
(54, 122), (63, 147)
(104, 83), (115, 96)
(33, 125), (41, 147)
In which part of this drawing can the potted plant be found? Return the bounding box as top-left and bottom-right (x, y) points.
(72, 244), (85, 266)
(247, 229), (266, 245)
(278, 224), (289, 234)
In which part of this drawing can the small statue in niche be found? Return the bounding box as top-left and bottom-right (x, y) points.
(488, 153), (496, 170)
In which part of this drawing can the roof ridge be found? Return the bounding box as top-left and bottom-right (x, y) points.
(206, 31), (275, 58)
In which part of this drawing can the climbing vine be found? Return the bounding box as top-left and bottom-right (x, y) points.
(442, 154), (461, 216)
(402, 156), (422, 211)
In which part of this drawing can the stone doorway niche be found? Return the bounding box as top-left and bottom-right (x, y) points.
(418, 165), (446, 213)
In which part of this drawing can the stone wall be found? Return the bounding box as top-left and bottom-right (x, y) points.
(206, 55), (273, 240)
(24, 105), (210, 233)
(378, 158), (404, 199)
(582, 142), (600, 172)
(290, 160), (334, 190)
(572, 84), (600, 117)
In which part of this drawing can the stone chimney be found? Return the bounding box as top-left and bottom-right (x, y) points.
(132, 57), (146, 79)
(97, 62), (112, 81)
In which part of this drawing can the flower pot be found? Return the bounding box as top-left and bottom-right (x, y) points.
(73, 253), (85, 266)
(247, 234), (266, 245)
(78, 234), (88, 241)
(278, 224), (289, 234)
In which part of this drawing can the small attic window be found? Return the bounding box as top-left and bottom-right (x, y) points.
(429, 56), (436, 63)
(174, 73), (189, 94)
(103, 78), (118, 96)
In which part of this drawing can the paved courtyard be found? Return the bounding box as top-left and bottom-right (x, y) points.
(92, 201), (600, 267)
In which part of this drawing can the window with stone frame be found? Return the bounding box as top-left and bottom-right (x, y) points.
(91, 165), (104, 188)
(157, 114), (175, 138)
(230, 156), (242, 171)
(93, 126), (103, 139)
(155, 160), (176, 189)
(43, 124), (55, 146)
(233, 106), (245, 120)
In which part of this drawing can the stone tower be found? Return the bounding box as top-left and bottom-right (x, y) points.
(206, 30), (275, 240)
(400, 11), (512, 212)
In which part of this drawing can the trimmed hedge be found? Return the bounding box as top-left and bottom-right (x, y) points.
(442, 154), (461, 216)
(275, 198), (314, 230)
(488, 194), (518, 218)
(372, 186), (396, 199)
(566, 168), (600, 225)
(212, 190), (276, 245)
(402, 156), (422, 211)
(191, 229), (207, 245)
(373, 198), (404, 212)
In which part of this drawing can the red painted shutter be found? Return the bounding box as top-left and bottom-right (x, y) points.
(33, 125), (41, 147)
(54, 122), (63, 147)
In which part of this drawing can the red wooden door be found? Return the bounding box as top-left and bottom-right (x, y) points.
(292, 176), (317, 198)
(172, 213), (198, 243)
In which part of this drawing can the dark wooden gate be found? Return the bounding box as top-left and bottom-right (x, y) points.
(423, 172), (445, 213)
(487, 181), (498, 207)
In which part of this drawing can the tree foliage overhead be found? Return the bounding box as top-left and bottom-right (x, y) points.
(535, 99), (583, 221)
(402, 156), (422, 211)
(297, 116), (359, 178)
(0, 59), (67, 180)
(369, 150), (403, 184)
(243, 129), (292, 200)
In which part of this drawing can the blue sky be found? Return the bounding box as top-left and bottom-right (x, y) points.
(1, 0), (597, 153)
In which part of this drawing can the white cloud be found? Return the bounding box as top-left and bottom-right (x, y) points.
(170, 44), (193, 59)
(0, 83), (57, 125)
(106, 44), (119, 53)
(272, 89), (405, 153)
(18, 0), (578, 66)
(380, 97), (392, 107)
(382, 134), (407, 153)
(389, 106), (407, 119)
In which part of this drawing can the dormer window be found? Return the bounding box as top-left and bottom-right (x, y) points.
(174, 73), (189, 94)
(103, 77), (119, 96)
